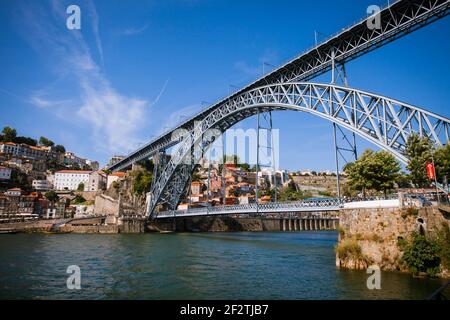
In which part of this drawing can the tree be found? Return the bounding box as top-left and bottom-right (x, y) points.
(14, 136), (37, 146)
(2, 126), (17, 142)
(405, 134), (433, 188)
(277, 181), (310, 201)
(344, 149), (401, 197)
(45, 191), (59, 203)
(77, 182), (85, 191)
(54, 145), (66, 153)
(131, 169), (153, 195)
(39, 136), (55, 147)
(434, 144), (450, 185)
(72, 195), (86, 205)
(10, 170), (31, 191)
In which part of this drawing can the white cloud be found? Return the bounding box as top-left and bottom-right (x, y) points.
(117, 24), (149, 36)
(29, 95), (72, 109)
(18, 0), (156, 156)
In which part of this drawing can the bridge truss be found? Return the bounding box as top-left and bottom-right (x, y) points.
(108, 0), (450, 173)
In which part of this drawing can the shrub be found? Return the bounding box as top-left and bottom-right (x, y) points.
(401, 232), (441, 277)
(435, 223), (450, 270)
(72, 195), (86, 205)
(401, 207), (419, 219)
(335, 239), (364, 261)
(337, 226), (346, 238)
(130, 169), (153, 195)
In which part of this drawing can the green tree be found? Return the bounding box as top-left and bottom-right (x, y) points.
(39, 136), (55, 147)
(2, 126), (17, 142)
(14, 136), (38, 146)
(278, 181), (310, 201)
(405, 134), (433, 188)
(45, 190), (59, 203)
(344, 149), (401, 197)
(54, 145), (66, 153)
(77, 182), (85, 191)
(72, 195), (86, 205)
(434, 144), (450, 185)
(10, 170), (31, 191)
(131, 169), (153, 195)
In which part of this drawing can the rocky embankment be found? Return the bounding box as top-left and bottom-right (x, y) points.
(336, 206), (450, 278)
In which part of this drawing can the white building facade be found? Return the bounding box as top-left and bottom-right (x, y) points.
(54, 170), (91, 191)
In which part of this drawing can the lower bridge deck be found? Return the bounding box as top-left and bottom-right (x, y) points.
(155, 200), (342, 219)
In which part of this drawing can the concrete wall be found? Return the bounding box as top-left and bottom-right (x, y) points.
(94, 194), (119, 225)
(150, 216), (338, 233)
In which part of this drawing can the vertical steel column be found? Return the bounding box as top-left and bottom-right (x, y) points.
(270, 111), (277, 203)
(255, 110), (260, 214)
(333, 123), (341, 198)
(207, 143), (212, 205)
(222, 132), (226, 206)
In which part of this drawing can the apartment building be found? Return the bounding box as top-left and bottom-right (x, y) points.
(54, 170), (91, 191)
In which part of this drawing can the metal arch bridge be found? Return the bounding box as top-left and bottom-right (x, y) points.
(144, 82), (450, 218)
(106, 0), (450, 219)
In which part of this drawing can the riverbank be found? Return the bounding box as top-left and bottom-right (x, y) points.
(0, 214), (339, 234)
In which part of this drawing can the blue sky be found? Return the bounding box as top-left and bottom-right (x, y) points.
(0, 0), (449, 170)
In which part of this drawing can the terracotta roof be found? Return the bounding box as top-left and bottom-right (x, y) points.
(56, 170), (92, 174)
(109, 172), (126, 177)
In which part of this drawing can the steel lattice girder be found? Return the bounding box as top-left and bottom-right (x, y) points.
(145, 82), (450, 218)
(108, 0), (450, 173)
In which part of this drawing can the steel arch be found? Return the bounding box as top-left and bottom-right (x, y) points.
(145, 82), (450, 218)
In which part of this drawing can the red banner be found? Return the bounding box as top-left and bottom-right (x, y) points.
(426, 163), (436, 180)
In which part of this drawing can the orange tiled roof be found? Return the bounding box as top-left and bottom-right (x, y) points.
(109, 172), (126, 177)
(56, 170), (92, 174)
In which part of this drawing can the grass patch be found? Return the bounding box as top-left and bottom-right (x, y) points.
(401, 207), (419, 219)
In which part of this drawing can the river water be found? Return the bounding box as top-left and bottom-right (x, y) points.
(0, 231), (446, 300)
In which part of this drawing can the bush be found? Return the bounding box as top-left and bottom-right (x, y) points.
(337, 226), (346, 238)
(72, 195), (86, 205)
(435, 224), (450, 270)
(401, 207), (419, 219)
(335, 239), (363, 260)
(401, 232), (441, 277)
(131, 169), (153, 195)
